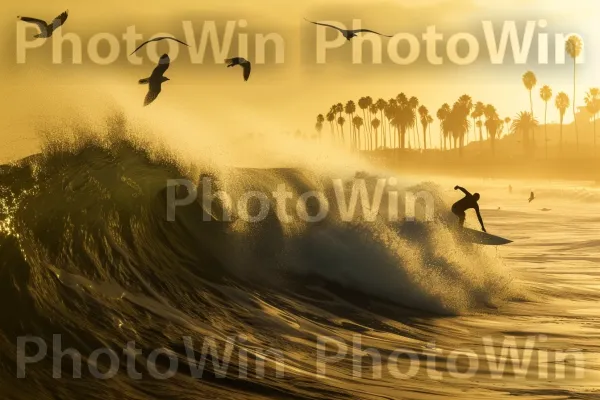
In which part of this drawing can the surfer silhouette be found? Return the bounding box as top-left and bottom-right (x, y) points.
(451, 186), (486, 232)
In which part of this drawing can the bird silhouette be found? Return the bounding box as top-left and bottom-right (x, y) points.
(304, 18), (392, 40)
(130, 37), (189, 55)
(139, 54), (170, 106)
(17, 10), (68, 38)
(528, 191), (535, 203)
(225, 57), (251, 81)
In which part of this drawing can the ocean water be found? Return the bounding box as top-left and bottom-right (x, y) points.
(1, 128), (599, 399)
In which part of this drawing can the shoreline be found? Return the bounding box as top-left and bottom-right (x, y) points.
(366, 150), (600, 184)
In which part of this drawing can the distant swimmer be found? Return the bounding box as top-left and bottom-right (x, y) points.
(304, 18), (392, 41)
(528, 191), (535, 203)
(139, 54), (170, 106)
(508, 185), (513, 194)
(225, 57), (251, 81)
(130, 36), (189, 55)
(540, 208), (552, 212)
(17, 10), (68, 38)
(452, 185), (486, 232)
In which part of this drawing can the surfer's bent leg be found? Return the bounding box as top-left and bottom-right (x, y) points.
(451, 203), (466, 227)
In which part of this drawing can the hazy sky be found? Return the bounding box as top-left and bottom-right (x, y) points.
(1, 0), (599, 162)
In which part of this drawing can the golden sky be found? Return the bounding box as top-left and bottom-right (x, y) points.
(1, 0), (599, 162)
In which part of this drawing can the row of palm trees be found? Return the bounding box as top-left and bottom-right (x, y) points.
(313, 35), (600, 158)
(315, 94), (513, 155)
(521, 35), (600, 158)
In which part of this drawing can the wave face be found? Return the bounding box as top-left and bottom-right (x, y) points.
(0, 124), (521, 399)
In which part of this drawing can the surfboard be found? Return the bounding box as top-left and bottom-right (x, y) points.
(457, 228), (513, 245)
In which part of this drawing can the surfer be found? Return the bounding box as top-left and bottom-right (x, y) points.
(451, 186), (486, 232)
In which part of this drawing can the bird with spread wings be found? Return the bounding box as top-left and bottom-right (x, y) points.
(226, 57), (252, 81)
(139, 54), (171, 106)
(304, 18), (392, 41)
(18, 10), (69, 38)
(130, 37), (189, 55)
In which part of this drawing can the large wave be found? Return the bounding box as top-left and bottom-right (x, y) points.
(0, 115), (523, 399)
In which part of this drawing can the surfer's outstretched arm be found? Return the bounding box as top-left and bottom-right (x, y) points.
(454, 186), (471, 196)
(475, 206), (486, 232)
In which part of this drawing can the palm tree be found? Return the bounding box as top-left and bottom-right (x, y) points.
(444, 102), (470, 156)
(555, 92), (570, 154)
(540, 85), (552, 159)
(315, 114), (325, 141)
(473, 101), (485, 143)
(327, 108), (335, 140)
(504, 117), (511, 135)
(352, 116), (364, 150)
(385, 99), (398, 148)
(335, 103), (344, 139)
(375, 99), (387, 147)
(584, 88), (600, 156)
(453, 99), (472, 154)
(408, 96), (420, 149)
(345, 101), (356, 147)
(511, 111), (539, 156)
(392, 97), (415, 150)
(484, 108), (501, 155)
(522, 71), (537, 115)
(371, 118), (381, 150)
(566, 35), (583, 152)
(369, 104), (379, 149)
(522, 71), (537, 149)
(458, 95), (473, 143)
(436, 104), (450, 150)
(358, 97), (373, 141)
(427, 115), (434, 148)
(418, 105), (429, 150)
(337, 116), (346, 143)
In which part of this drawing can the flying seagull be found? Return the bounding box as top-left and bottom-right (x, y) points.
(17, 10), (68, 38)
(225, 57), (251, 81)
(139, 54), (170, 106)
(304, 18), (392, 40)
(130, 36), (189, 55)
(528, 191), (535, 203)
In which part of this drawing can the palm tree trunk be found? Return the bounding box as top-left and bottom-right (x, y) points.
(379, 111), (385, 148)
(544, 102), (548, 159)
(429, 125), (432, 149)
(401, 128), (406, 149)
(573, 59), (579, 153)
(530, 90), (536, 151)
(560, 122), (563, 154)
(594, 115), (597, 157)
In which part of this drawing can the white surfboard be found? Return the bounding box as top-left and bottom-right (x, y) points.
(458, 228), (513, 245)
